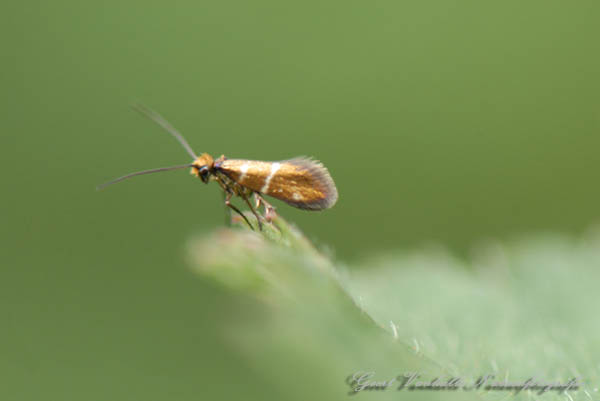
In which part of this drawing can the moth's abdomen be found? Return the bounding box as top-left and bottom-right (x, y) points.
(218, 157), (338, 210)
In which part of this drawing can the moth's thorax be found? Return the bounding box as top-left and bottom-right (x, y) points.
(215, 170), (252, 197)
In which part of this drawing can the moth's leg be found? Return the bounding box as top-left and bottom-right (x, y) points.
(222, 191), (232, 226)
(242, 192), (263, 231)
(253, 192), (261, 209)
(255, 193), (277, 222)
(224, 191), (254, 230)
(215, 176), (237, 227)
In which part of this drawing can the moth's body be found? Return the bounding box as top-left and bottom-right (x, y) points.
(192, 153), (337, 211)
(98, 104), (338, 230)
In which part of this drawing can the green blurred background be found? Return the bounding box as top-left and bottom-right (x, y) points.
(2, 0), (599, 400)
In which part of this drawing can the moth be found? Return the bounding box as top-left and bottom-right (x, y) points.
(98, 104), (338, 230)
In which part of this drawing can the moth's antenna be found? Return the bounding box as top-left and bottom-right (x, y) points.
(96, 164), (194, 191)
(131, 103), (198, 160)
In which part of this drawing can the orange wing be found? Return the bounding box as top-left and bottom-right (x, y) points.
(218, 157), (338, 210)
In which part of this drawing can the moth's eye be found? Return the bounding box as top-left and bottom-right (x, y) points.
(198, 167), (210, 182)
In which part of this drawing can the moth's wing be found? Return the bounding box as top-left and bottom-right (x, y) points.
(219, 157), (338, 210)
(264, 157), (338, 210)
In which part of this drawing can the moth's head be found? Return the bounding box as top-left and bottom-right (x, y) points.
(191, 153), (215, 183)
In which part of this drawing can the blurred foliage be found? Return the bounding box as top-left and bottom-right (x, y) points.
(2, 0), (600, 400)
(184, 216), (597, 400)
(348, 228), (600, 401)
(185, 215), (475, 401)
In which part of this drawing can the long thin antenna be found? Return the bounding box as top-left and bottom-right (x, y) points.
(131, 103), (198, 160)
(96, 164), (194, 191)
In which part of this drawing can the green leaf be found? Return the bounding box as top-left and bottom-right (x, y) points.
(187, 215), (598, 400)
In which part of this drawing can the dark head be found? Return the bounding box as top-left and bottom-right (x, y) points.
(191, 153), (215, 183)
